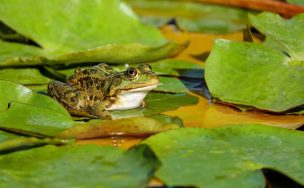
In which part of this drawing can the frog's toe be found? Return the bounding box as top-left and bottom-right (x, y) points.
(90, 105), (112, 120)
(69, 109), (99, 119)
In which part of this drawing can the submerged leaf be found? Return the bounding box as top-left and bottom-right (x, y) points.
(0, 144), (159, 188)
(126, 0), (249, 34)
(144, 125), (304, 188)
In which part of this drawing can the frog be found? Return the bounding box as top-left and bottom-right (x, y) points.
(47, 63), (159, 119)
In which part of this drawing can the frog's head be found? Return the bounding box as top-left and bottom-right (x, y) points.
(107, 64), (159, 110)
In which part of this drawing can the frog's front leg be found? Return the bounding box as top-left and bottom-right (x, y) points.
(90, 101), (113, 119)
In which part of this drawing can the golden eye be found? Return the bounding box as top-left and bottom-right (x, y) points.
(125, 68), (138, 79)
(138, 64), (152, 72)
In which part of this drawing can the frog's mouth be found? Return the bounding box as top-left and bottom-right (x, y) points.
(106, 85), (158, 111)
(123, 85), (158, 92)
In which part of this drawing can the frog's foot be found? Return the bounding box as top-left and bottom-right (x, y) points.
(91, 102), (112, 120)
(69, 109), (98, 119)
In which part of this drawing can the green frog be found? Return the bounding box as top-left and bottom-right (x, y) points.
(47, 63), (159, 119)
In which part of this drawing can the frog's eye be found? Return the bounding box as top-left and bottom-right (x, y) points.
(138, 64), (152, 72)
(125, 68), (138, 80)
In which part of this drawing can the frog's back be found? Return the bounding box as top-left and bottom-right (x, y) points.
(67, 63), (117, 93)
(67, 63), (116, 85)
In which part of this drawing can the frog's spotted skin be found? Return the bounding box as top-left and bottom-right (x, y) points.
(48, 63), (159, 119)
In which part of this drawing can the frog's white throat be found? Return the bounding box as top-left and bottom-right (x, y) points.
(106, 85), (157, 111)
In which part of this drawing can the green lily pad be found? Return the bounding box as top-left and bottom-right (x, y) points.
(0, 144), (159, 188)
(0, 80), (193, 138)
(0, 130), (18, 142)
(249, 13), (304, 60)
(0, 21), (29, 42)
(58, 115), (182, 139)
(143, 125), (304, 188)
(0, 130), (70, 154)
(205, 39), (304, 112)
(0, 68), (51, 85)
(0, 80), (74, 136)
(0, 40), (44, 67)
(155, 77), (188, 93)
(114, 59), (203, 78)
(110, 92), (198, 119)
(50, 42), (186, 66)
(125, 0), (249, 34)
(0, 0), (184, 66)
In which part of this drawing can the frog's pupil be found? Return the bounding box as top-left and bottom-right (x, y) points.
(128, 69), (136, 75)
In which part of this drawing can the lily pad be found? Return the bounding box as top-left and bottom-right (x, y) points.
(0, 80), (193, 138)
(58, 115), (182, 139)
(114, 59), (203, 78)
(0, 144), (159, 188)
(125, 0), (249, 34)
(50, 42), (186, 65)
(0, 0), (184, 66)
(249, 13), (304, 60)
(155, 77), (188, 93)
(205, 40), (303, 112)
(144, 125), (304, 188)
(0, 130), (70, 154)
(0, 39), (44, 67)
(0, 80), (74, 136)
(0, 21), (29, 43)
(0, 68), (51, 85)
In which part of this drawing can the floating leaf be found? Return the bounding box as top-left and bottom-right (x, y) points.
(0, 130), (70, 154)
(126, 0), (249, 34)
(205, 40), (303, 112)
(50, 42), (186, 66)
(0, 130), (18, 142)
(0, 68), (50, 85)
(58, 115), (182, 139)
(0, 0), (184, 66)
(144, 125), (304, 188)
(0, 80), (74, 136)
(0, 40), (44, 67)
(114, 59), (203, 78)
(249, 13), (304, 60)
(204, 13), (303, 113)
(203, 12), (304, 113)
(0, 21), (29, 42)
(0, 144), (159, 188)
(155, 77), (188, 93)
